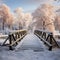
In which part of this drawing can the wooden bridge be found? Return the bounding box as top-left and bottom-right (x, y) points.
(1, 29), (60, 51)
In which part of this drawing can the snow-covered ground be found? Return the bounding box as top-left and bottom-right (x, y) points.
(0, 33), (60, 60)
(0, 49), (60, 60)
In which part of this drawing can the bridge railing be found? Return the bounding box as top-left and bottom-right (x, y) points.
(34, 30), (60, 51)
(2, 30), (27, 50)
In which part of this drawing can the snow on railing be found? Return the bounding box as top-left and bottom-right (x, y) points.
(2, 30), (27, 50)
(34, 30), (60, 50)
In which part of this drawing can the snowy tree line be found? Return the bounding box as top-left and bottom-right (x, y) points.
(0, 4), (32, 31)
(32, 3), (60, 34)
(0, 3), (60, 34)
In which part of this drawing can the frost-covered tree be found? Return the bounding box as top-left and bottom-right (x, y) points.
(6, 13), (14, 29)
(0, 4), (14, 30)
(24, 13), (32, 30)
(32, 3), (56, 33)
(54, 15), (60, 31)
(14, 8), (24, 29)
(14, 8), (33, 30)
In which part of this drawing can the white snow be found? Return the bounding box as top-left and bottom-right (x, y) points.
(15, 33), (47, 51)
(0, 50), (60, 60)
(0, 35), (8, 38)
(0, 35), (8, 44)
(54, 30), (60, 36)
(0, 33), (60, 60)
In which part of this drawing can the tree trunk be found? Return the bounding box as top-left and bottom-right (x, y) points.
(2, 19), (4, 30)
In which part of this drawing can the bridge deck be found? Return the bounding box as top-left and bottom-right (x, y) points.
(15, 33), (47, 51)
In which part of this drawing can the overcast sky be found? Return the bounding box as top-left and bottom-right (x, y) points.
(0, 0), (60, 12)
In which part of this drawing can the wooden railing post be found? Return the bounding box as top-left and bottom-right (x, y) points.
(12, 34), (18, 45)
(46, 33), (50, 41)
(48, 33), (53, 51)
(9, 35), (13, 50)
(15, 33), (17, 39)
(18, 33), (20, 38)
(34, 30), (53, 51)
(49, 33), (53, 44)
(42, 32), (46, 39)
(49, 46), (52, 51)
(2, 30), (27, 50)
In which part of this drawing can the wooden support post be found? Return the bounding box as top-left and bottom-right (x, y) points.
(9, 35), (13, 50)
(40, 32), (42, 36)
(12, 34), (18, 45)
(15, 33), (17, 39)
(49, 46), (52, 51)
(44, 32), (46, 39)
(51, 34), (60, 48)
(48, 33), (53, 51)
(42, 32), (46, 39)
(46, 33), (50, 41)
(18, 33), (20, 38)
(49, 33), (53, 44)
(41, 32), (43, 38)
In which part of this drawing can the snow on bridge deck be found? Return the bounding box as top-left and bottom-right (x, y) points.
(15, 33), (47, 51)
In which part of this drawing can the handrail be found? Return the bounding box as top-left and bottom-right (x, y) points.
(35, 33), (52, 51)
(2, 30), (27, 50)
(34, 30), (60, 50)
(9, 33), (26, 46)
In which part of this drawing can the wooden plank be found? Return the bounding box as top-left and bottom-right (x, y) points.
(9, 30), (27, 35)
(9, 33), (27, 46)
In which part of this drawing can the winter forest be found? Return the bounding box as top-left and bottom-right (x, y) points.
(0, 0), (60, 35)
